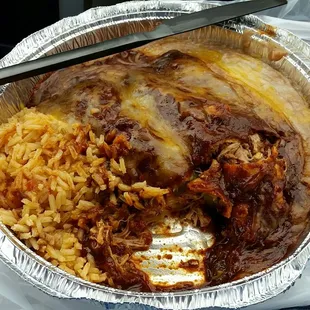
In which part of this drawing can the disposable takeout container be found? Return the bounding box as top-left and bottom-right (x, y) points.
(0, 1), (310, 309)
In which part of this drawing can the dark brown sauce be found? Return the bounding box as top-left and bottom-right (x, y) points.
(179, 259), (200, 271)
(163, 254), (173, 260)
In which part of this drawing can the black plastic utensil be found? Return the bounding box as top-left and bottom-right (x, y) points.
(0, 0), (287, 85)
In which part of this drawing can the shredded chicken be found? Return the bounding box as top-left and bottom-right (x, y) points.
(218, 135), (266, 164)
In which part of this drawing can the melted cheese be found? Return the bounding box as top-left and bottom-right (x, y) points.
(120, 79), (190, 177)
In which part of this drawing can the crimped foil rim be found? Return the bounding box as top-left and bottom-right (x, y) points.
(0, 1), (310, 309)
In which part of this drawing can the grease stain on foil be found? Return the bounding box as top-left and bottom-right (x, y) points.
(133, 217), (214, 287)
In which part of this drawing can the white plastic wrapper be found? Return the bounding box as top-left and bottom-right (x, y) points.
(1, 260), (310, 309)
(259, 16), (310, 43)
(0, 1), (310, 309)
(258, 0), (310, 43)
(207, 0), (310, 42)
(259, 0), (310, 22)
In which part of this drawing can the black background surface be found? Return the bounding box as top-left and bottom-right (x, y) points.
(0, 0), (231, 58)
(0, 0), (59, 57)
(0, 0), (130, 58)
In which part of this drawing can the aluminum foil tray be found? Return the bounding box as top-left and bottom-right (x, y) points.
(0, 1), (310, 309)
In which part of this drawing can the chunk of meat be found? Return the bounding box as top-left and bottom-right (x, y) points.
(223, 147), (277, 194)
(188, 160), (232, 218)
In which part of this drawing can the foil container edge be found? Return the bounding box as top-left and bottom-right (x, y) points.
(0, 1), (310, 309)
